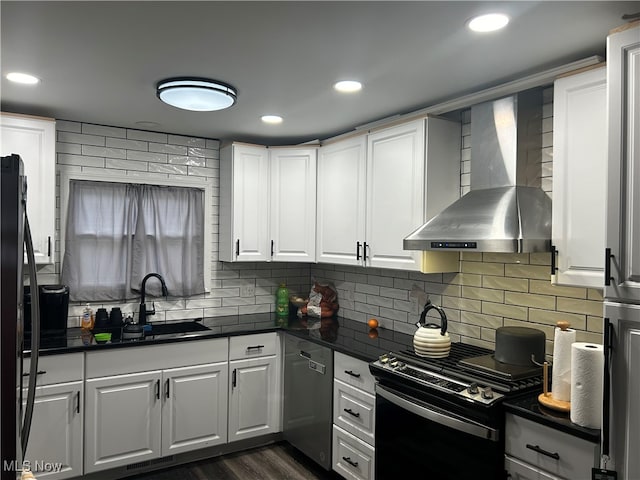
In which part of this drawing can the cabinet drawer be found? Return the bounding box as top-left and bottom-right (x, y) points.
(505, 413), (598, 480)
(24, 353), (83, 385)
(86, 337), (228, 378)
(229, 332), (278, 360)
(333, 425), (375, 480)
(334, 379), (375, 445)
(334, 351), (375, 394)
(505, 455), (562, 480)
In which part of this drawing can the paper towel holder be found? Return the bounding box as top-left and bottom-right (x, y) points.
(537, 320), (572, 412)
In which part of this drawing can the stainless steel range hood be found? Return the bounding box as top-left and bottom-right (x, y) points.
(404, 89), (551, 253)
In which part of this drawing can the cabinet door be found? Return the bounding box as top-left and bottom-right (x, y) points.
(0, 113), (55, 264)
(228, 355), (280, 441)
(316, 136), (367, 266)
(605, 23), (640, 302)
(84, 371), (162, 473)
(23, 382), (82, 480)
(552, 67), (607, 287)
(606, 303), (640, 480)
(220, 144), (270, 262)
(366, 120), (425, 270)
(269, 148), (317, 262)
(161, 362), (228, 456)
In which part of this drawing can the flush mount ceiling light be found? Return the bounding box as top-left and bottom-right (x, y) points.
(156, 77), (237, 111)
(6, 72), (40, 85)
(468, 13), (510, 32)
(261, 115), (283, 124)
(334, 80), (362, 93)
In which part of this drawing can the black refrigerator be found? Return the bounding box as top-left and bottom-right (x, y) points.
(1, 154), (41, 479)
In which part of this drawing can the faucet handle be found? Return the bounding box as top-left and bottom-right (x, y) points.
(148, 302), (156, 316)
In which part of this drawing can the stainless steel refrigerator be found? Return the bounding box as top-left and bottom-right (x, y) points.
(1, 154), (41, 479)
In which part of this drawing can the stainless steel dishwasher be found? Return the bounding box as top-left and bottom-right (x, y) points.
(283, 334), (333, 470)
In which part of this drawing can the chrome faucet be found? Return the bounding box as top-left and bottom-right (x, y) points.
(139, 273), (169, 325)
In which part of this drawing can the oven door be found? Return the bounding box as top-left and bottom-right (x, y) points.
(375, 383), (505, 480)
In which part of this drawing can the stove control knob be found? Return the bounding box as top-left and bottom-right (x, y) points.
(481, 387), (494, 400)
(395, 361), (406, 371)
(379, 354), (390, 364)
(390, 360), (399, 368)
(467, 382), (479, 395)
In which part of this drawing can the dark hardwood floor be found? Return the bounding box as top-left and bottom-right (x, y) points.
(125, 442), (342, 480)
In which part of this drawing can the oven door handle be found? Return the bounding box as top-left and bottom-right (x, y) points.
(376, 384), (499, 442)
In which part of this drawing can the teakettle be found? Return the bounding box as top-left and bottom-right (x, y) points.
(413, 300), (451, 358)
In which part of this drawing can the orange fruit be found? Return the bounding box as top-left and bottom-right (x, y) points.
(367, 318), (379, 329)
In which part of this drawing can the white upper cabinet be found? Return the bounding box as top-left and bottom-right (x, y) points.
(1, 112), (56, 264)
(220, 144), (270, 262)
(317, 117), (460, 271)
(220, 143), (316, 263)
(269, 147), (316, 262)
(316, 135), (367, 266)
(551, 66), (607, 288)
(605, 22), (640, 303)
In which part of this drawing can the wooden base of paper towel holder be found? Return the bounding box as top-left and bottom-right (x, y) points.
(537, 360), (571, 412)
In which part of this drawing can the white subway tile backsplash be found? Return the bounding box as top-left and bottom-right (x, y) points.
(58, 131), (105, 146)
(82, 124), (126, 138)
(58, 153), (105, 168)
(168, 134), (206, 148)
(126, 150), (168, 163)
(127, 129), (168, 143)
(106, 137), (148, 151)
(148, 143), (188, 155)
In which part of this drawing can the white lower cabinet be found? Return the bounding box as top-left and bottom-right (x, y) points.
(228, 333), (282, 442)
(504, 413), (599, 480)
(84, 339), (229, 473)
(332, 352), (376, 480)
(22, 354), (84, 480)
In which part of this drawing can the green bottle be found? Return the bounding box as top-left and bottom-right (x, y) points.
(276, 283), (289, 320)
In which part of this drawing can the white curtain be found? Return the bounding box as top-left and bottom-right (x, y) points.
(62, 180), (205, 302)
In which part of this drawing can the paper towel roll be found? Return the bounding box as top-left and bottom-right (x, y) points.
(570, 342), (604, 428)
(551, 326), (576, 401)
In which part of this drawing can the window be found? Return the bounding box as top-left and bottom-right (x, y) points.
(60, 175), (210, 302)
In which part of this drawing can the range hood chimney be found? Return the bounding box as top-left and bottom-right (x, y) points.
(404, 89), (551, 253)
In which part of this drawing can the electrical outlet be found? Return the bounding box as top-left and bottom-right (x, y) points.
(241, 285), (255, 297)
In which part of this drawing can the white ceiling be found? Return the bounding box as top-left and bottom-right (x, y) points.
(1, 1), (638, 145)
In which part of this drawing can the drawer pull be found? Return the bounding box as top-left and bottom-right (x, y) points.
(526, 444), (560, 460)
(75, 391), (80, 414)
(155, 379), (160, 400)
(22, 370), (46, 377)
(344, 408), (360, 418)
(342, 456), (359, 468)
(344, 370), (361, 378)
(246, 345), (264, 351)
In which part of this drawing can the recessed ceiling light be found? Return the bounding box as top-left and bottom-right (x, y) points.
(156, 77), (237, 112)
(468, 13), (510, 33)
(261, 115), (283, 124)
(6, 72), (40, 85)
(334, 80), (362, 93)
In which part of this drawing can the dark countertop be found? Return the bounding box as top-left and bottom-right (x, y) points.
(503, 392), (601, 443)
(29, 313), (597, 441)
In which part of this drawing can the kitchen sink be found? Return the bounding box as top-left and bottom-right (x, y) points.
(148, 320), (210, 335)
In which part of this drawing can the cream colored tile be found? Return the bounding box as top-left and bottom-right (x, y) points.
(588, 288), (604, 301)
(460, 252), (483, 262)
(443, 272), (483, 287)
(482, 302), (528, 320)
(462, 286), (504, 303)
(447, 321), (481, 338)
(528, 308), (586, 330)
(505, 264), (550, 280)
(424, 281), (462, 297)
(460, 311), (503, 329)
(480, 327), (498, 343)
(442, 295), (482, 313)
(462, 337), (495, 350)
(587, 316), (604, 333)
(482, 253), (530, 264)
(530, 279), (587, 299)
(575, 331), (603, 344)
(461, 261), (505, 276)
(482, 275), (529, 292)
(503, 318), (554, 339)
(530, 252), (552, 266)
(505, 291), (556, 310)
(556, 297), (603, 317)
